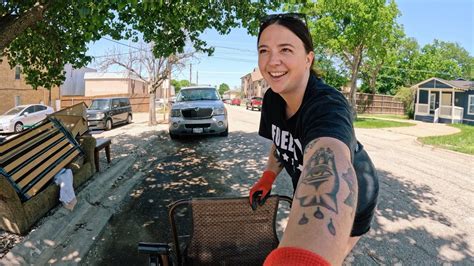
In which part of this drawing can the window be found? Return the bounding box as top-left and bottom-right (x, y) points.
(35, 105), (47, 112)
(14, 96), (20, 106)
(112, 99), (120, 108)
(468, 95), (474, 115)
(15, 66), (21, 80)
(430, 93), (436, 111)
(441, 93), (452, 106)
(22, 106), (35, 115)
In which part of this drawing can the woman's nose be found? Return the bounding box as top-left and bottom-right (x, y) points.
(268, 52), (282, 66)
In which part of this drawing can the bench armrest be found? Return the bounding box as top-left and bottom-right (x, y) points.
(138, 242), (171, 266)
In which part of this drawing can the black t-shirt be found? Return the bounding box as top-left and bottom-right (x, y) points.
(259, 74), (357, 189)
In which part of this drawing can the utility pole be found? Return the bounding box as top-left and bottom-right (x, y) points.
(196, 70), (198, 85)
(189, 63), (192, 84)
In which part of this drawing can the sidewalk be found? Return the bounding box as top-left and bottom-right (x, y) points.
(359, 116), (461, 137)
(1, 112), (168, 265)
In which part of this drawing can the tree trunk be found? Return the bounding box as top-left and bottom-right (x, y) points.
(370, 64), (383, 94)
(149, 90), (157, 126)
(0, 3), (49, 53)
(349, 62), (361, 118)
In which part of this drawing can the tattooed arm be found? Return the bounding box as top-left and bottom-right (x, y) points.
(279, 137), (358, 265)
(265, 143), (285, 175)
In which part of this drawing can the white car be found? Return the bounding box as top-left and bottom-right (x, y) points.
(0, 104), (54, 133)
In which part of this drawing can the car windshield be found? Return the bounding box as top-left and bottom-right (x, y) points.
(254, 97), (263, 101)
(89, 99), (110, 110)
(4, 106), (24, 115)
(177, 89), (220, 102)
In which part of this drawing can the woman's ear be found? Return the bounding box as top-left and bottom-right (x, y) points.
(306, 51), (315, 67)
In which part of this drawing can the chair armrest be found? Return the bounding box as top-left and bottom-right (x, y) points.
(138, 242), (171, 266)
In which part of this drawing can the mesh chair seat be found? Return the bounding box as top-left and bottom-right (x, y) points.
(139, 195), (292, 266)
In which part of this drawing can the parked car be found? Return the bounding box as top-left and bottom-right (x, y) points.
(246, 96), (263, 111)
(0, 104), (54, 133)
(87, 97), (132, 130)
(231, 98), (241, 106)
(169, 86), (228, 139)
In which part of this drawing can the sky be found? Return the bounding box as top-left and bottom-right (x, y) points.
(86, 0), (473, 89)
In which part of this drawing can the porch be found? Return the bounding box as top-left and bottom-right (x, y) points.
(413, 78), (470, 124)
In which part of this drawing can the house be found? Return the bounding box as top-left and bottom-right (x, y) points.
(241, 68), (269, 99)
(222, 90), (240, 100)
(412, 77), (474, 125)
(61, 64), (97, 96)
(0, 57), (60, 114)
(84, 72), (148, 97)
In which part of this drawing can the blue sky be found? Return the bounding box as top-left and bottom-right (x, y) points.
(86, 0), (473, 89)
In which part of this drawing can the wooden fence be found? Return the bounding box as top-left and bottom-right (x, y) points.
(344, 92), (404, 115)
(60, 94), (150, 112)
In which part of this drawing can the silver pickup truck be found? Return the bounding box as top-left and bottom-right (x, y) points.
(169, 86), (228, 139)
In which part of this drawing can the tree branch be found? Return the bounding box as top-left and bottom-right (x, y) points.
(0, 2), (50, 53)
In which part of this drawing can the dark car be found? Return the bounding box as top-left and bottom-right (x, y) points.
(87, 97), (132, 130)
(246, 96), (263, 111)
(231, 98), (241, 106)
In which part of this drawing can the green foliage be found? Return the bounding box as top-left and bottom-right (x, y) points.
(218, 83), (230, 96)
(394, 87), (415, 119)
(420, 124), (474, 155)
(171, 79), (191, 93)
(298, 0), (401, 107)
(2, 1), (279, 90)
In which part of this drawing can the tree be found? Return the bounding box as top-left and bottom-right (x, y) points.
(314, 47), (349, 90)
(171, 79), (191, 94)
(98, 42), (192, 125)
(360, 24), (404, 94)
(218, 83), (230, 96)
(299, 0), (400, 115)
(1, 1), (279, 101)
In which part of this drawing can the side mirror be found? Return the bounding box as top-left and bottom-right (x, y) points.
(23, 112), (29, 116)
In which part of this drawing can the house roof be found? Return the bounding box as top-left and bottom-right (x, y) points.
(84, 72), (145, 82)
(250, 68), (264, 82)
(241, 68), (264, 82)
(412, 77), (474, 91)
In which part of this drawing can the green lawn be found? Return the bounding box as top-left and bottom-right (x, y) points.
(359, 114), (409, 120)
(419, 124), (474, 155)
(354, 118), (415, 128)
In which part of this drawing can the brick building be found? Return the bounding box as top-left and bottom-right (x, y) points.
(0, 57), (59, 114)
(241, 67), (269, 99)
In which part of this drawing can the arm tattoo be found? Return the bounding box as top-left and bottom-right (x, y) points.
(273, 148), (284, 168)
(303, 138), (320, 155)
(294, 147), (341, 236)
(341, 167), (356, 214)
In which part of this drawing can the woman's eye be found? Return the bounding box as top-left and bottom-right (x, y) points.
(282, 48), (292, 53)
(259, 49), (267, 54)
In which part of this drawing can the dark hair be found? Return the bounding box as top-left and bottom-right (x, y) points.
(257, 13), (318, 76)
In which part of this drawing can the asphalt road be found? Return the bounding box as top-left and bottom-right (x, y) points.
(82, 105), (474, 265)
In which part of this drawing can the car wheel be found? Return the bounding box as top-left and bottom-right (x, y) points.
(219, 127), (229, 137)
(127, 114), (132, 124)
(105, 119), (113, 130)
(14, 122), (24, 133)
(170, 133), (179, 140)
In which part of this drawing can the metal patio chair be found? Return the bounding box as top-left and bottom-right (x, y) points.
(138, 195), (292, 266)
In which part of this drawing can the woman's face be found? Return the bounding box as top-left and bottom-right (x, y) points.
(258, 24), (314, 96)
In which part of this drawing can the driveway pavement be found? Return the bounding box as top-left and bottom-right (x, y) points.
(2, 110), (472, 265)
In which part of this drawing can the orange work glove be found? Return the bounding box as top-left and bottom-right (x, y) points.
(249, 170), (277, 210)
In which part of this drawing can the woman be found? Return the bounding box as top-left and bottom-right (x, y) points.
(248, 13), (379, 265)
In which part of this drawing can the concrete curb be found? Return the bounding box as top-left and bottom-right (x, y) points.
(2, 156), (145, 265)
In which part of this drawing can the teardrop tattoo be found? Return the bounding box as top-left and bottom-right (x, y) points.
(314, 207), (324, 219)
(328, 218), (336, 236)
(299, 213), (309, 225)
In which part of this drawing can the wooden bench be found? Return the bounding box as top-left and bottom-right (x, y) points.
(94, 138), (111, 172)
